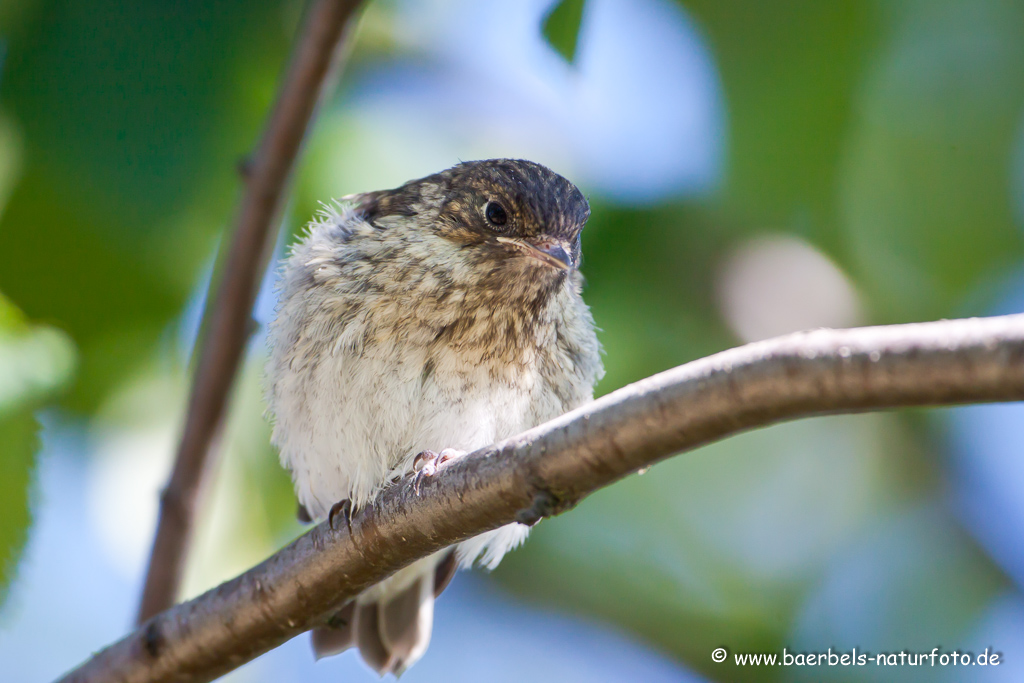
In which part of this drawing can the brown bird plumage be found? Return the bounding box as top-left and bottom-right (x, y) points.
(266, 159), (603, 675)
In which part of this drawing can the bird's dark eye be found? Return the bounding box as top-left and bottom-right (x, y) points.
(485, 201), (508, 227)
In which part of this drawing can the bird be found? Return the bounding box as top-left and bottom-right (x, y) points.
(265, 158), (603, 675)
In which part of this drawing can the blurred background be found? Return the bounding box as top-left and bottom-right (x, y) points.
(2, 0), (1024, 681)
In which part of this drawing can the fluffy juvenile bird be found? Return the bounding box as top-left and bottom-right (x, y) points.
(265, 158), (603, 675)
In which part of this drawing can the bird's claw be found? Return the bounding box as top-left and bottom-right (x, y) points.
(328, 499), (352, 531)
(412, 448), (463, 494)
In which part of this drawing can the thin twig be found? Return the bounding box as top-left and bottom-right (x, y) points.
(137, 0), (365, 623)
(63, 314), (1024, 683)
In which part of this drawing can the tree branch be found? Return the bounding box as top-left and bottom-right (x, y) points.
(137, 0), (365, 623)
(63, 314), (1024, 683)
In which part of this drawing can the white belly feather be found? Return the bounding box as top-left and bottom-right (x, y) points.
(266, 206), (601, 601)
(271, 316), (540, 575)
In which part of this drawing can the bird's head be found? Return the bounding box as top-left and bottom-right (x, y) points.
(433, 159), (588, 273)
(355, 159), (590, 287)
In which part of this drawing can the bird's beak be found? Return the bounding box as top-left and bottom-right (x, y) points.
(497, 236), (575, 270)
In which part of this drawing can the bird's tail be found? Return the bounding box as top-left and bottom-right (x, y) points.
(312, 551), (458, 676)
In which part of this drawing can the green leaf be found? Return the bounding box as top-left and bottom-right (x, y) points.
(0, 408), (39, 608)
(542, 0), (586, 64)
(0, 292), (75, 608)
(0, 0), (289, 411)
(0, 298), (76, 415)
(682, 0), (876, 254)
(0, 113), (21, 221)
(839, 0), (1024, 321)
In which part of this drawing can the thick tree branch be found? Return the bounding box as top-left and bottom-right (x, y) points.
(137, 0), (365, 623)
(63, 314), (1024, 683)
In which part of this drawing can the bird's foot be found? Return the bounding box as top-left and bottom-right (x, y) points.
(328, 499), (352, 532)
(412, 448), (463, 494)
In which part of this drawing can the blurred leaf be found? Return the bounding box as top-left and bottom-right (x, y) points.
(581, 202), (736, 394)
(0, 0), (290, 412)
(0, 112), (21, 220)
(683, 0), (878, 254)
(542, 0), (586, 64)
(0, 407), (37, 611)
(0, 0), (41, 36)
(840, 0), (1024, 321)
(0, 292), (75, 608)
(0, 300), (75, 415)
